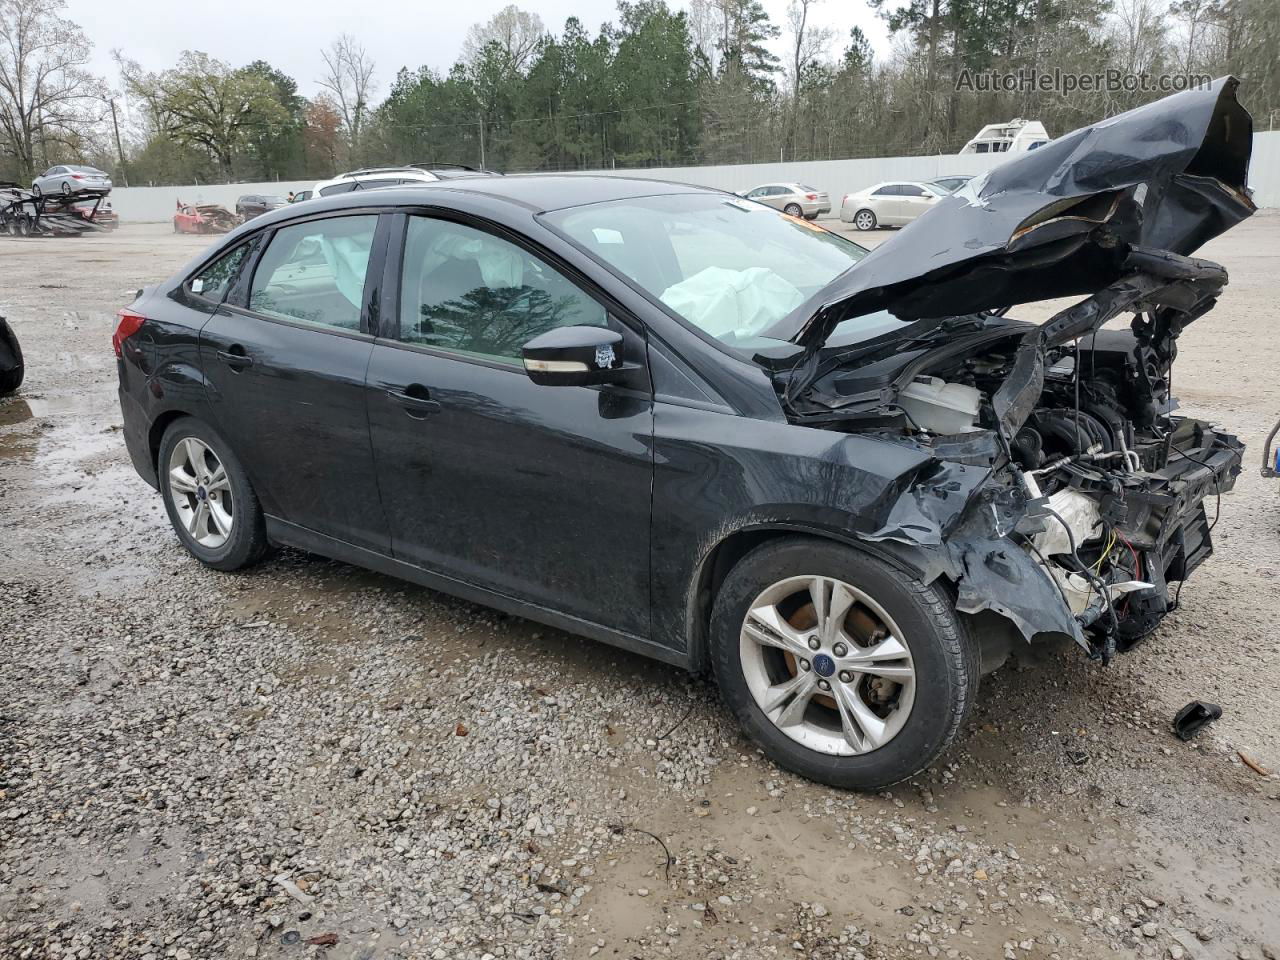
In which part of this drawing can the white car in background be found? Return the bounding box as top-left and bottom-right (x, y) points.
(313, 163), (497, 198)
(839, 181), (947, 231)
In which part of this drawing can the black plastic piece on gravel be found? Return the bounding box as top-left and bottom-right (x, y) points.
(1172, 700), (1222, 741)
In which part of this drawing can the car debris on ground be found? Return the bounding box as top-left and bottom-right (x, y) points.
(1173, 700), (1222, 741)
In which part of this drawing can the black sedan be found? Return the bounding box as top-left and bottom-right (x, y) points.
(115, 80), (1253, 790)
(235, 194), (287, 220)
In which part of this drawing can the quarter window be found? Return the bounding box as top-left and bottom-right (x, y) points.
(398, 217), (607, 363)
(249, 215), (378, 331)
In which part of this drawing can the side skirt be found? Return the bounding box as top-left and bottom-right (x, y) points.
(264, 516), (691, 671)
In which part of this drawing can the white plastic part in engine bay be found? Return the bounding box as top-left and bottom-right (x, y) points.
(899, 376), (982, 434)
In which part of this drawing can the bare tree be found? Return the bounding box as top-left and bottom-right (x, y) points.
(785, 0), (833, 156)
(318, 34), (376, 166)
(462, 5), (546, 72)
(687, 0), (725, 75)
(0, 0), (105, 180)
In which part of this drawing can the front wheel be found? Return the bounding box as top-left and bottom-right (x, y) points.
(853, 209), (877, 231)
(158, 417), (270, 571)
(31, 183), (41, 198)
(711, 538), (978, 790)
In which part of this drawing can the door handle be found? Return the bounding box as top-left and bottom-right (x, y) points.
(386, 385), (441, 419)
(216, 346), (253, 369)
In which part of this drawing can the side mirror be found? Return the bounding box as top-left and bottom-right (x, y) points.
(522, 326), (630, 387)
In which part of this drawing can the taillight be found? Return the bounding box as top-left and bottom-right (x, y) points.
(113, 309), (145, 357)
(806, 193), (818, 201)
(72, 174), (84, 180)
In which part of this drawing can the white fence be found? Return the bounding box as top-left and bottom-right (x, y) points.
(109, 130), (1280, 223)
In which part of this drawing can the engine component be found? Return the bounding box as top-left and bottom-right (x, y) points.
(899, 376), (981, 434)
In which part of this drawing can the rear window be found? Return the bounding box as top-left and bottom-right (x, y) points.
(318, 182), (357, 197)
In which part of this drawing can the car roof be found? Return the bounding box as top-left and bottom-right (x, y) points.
(297, 174), (712, 215)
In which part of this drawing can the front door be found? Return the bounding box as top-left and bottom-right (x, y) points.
(365, 214), (653, 637)
(200, 212), (391, 551)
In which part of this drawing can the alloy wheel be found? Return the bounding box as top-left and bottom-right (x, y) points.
(167, 437), (234, 548)
(739, 575), (916, 756)
(855, 211), (875, 230)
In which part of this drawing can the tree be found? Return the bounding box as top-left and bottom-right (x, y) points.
(463, 5), (546, 72)
(241, 60), (305, 179)
(121, 52), (286, 177)
(784, 0), (834, 157)
(303, 95), (342, 177)
(0, 0), (105, 181)
(318, 34), (376, 166)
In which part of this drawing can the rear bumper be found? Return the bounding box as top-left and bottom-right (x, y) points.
(119, 381), (158, 490)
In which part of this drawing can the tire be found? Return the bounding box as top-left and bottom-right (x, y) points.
(158, 417), (271, 572)
(853, 209), (877, 231)
(60, 181), (71, 196)
(0, 318), (24, 396)
(31, 183), (41, 198)
(710, 537), (978, 790)
(783, 203), (803, 217)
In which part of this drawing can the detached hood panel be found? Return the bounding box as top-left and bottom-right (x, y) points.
(797, 77), (1254, 348)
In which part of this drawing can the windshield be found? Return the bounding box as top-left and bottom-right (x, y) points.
(543, 193), (869, 350)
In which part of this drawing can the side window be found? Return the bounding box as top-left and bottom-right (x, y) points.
(249, 215), (378, 331)
(319, 182), (357, 197)
(398, 216), (607, 364)
(872, 185), (896, 196)
(189, 244), (251, 303)
(900, 185), (925, 197)
(975, 142), (990, 154)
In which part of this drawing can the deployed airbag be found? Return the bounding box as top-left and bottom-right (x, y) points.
(661, 266), (804, 340)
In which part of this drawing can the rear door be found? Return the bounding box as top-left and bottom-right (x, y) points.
(199, 212), (392, 551)
(365, 212), (653, 636)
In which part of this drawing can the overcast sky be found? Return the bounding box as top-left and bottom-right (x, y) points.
(65, 0), (891, 104)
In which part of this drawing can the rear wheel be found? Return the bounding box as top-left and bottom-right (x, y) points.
(783, 202), (803, 217)
(854, 209), (877, 231)
(158, 418), (270, 571)
(711, 538), (978, 790)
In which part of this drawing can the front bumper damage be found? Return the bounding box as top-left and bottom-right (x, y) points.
(861, 420), (1240, 659)
(771, 78), (1256, 662)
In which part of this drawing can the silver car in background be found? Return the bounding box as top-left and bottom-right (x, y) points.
(31, 164), (112, 199)
(839, 181), (946, 230)
(738, 182), (831, 219)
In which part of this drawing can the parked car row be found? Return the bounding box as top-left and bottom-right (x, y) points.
(735, 175), (974, 231)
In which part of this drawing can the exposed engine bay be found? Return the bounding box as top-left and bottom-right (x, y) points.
(782, 261), (1242, 660)
(760, 77), (1255, 662)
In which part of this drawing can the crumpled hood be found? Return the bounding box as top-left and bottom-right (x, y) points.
(794, 76), (1254, 350)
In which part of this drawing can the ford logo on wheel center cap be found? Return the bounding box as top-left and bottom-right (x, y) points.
(812, 653), (835, 678)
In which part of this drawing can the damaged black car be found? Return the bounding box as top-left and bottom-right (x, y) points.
(117, 78), (1253, 790)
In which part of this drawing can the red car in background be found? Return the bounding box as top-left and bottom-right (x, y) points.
(173, 201), (239, 235)
(72, 198), (118, 230)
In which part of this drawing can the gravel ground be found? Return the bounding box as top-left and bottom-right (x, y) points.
(1, 218), (1278, 960)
